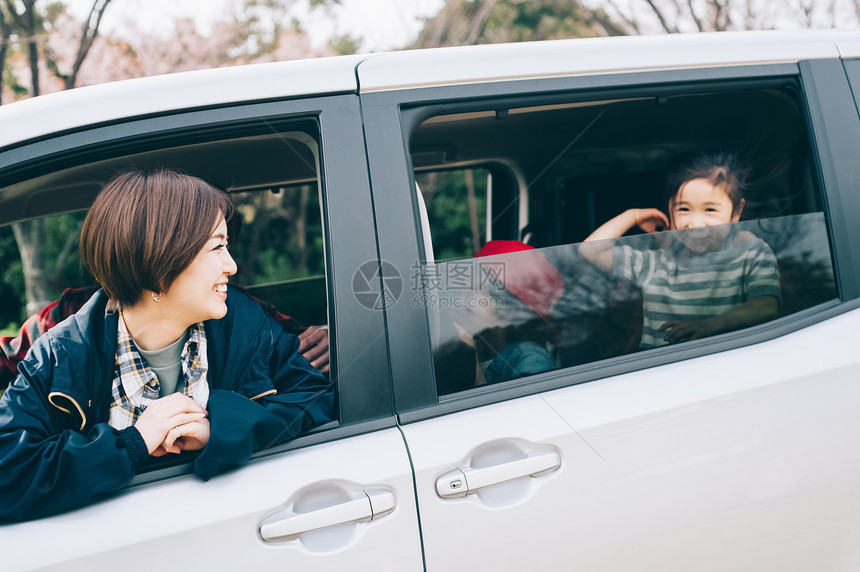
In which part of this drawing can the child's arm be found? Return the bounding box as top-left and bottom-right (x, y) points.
(658, 296), (780, 344)
(579, 208), (669, 270)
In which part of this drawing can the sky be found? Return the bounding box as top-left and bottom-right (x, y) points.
(65, 0), (445, 52)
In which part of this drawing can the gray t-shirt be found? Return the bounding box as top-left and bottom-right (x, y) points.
(613, 234), (782, 349)
(137, 330), (190, 396)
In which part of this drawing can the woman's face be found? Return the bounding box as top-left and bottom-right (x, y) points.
(160, 216), (237, 324)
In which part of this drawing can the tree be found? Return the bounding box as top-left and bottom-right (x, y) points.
(412, 0), (625, 49)
(2, 1), (344, 317)
(591, 0), (860, 34)
(0, 4), (10, 105)
(48, 0), (111, 89)
(2, 0), (113, 314)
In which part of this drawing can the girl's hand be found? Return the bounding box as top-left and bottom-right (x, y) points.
(298, 325), (330, 373)
(133, 393), (208, 455)
(659, 319), (715, 344)
(633, 208), (669, 233)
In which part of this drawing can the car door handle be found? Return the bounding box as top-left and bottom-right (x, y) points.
(436, 450), (561, 499)
(259, 489), (396, 542)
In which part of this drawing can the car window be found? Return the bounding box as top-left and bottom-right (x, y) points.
(410, 84), (837, 395)
(0, 118), (334, 452)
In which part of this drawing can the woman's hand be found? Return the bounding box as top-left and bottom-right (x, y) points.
(133, 393), (208, 456)
(157, 416), (210, 455)
(633, 208), (670, 233)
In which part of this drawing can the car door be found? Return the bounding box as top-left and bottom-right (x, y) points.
(0, 81), (423, 570)
(360, 37), (860, 570)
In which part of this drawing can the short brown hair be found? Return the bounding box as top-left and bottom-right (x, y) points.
(80, 169), (234, 308)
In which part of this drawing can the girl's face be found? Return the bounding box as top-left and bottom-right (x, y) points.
(160, 216), (237, 324)
(669, 178), (744, 253)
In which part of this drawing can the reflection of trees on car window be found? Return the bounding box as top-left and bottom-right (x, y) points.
(231, 186), (325, 285)
(416, 170), (488, 261)
(430, 214), (835, 395)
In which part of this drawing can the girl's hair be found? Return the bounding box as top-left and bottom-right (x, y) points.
(663, 151), (748, 214)
(80, 169), (234, 308)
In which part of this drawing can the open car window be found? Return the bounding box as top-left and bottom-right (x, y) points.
(0, 118), (334, 456)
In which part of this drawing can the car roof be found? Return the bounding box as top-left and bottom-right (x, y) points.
(0, 30), (858, 151)
(358, 29), (859, 92)
(0, 54), (366, 150)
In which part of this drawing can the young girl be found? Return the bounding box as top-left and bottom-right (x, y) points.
(580, 152), (781, 349)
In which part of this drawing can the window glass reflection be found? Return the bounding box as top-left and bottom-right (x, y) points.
(429, 213), (835, 395)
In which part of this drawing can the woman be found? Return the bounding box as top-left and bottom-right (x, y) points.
(0, 169), (334, 521)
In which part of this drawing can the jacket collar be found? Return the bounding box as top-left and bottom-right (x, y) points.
(45, 289), (117, 429)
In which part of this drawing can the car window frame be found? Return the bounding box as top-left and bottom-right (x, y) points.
(0, 93), (396, 486)
(361, 60), (860, 423)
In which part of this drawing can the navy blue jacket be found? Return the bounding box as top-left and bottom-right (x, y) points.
(0, 288), (334, 521)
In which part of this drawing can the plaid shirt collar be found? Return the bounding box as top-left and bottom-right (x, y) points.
(109, 312), (209, 430)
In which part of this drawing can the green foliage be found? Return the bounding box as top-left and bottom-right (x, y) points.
(413, 0), (623, 49)
(42, 1), (67, 24)
(236, 0), (295, 57)
(0, 322), (19, 336)
(0, 212), (93, 323)
(330, 33), (361, 55)
(229, 185), (325, 287)
(0, 226), (24, 325)
(0, 192), (322, 324)
(417, 169), (488, 261)
(42, 211), (92, 291)
(1, 63), (26, 96)
(236, 0), (340, 60)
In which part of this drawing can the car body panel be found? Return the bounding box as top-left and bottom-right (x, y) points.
(362, 31), (860, 571)
(401, 395), (608, 570)
(403, 308), (860, 570)
(1, 429), (422, 571)
(539, 306), (860, 570)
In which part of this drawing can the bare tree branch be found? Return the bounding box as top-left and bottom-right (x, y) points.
(686, 0), (705, 32)
(579, 2), (632, 37)
(2, 0), (24, 29)
(0, 4), (9, 105)
(604, 0), (643, 34)
(465, 0), (497, 45)
(65, 0), (113, 89)
(50, 221), (83, 283)
(645, 0), (679, 33)
(21, 0), (38, 96)
(744, 0), (755, 30)
(717, 0), (731, 30)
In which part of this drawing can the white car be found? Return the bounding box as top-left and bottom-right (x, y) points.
(2, 30), (860, 571)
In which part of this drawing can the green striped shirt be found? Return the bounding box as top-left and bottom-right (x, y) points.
(613, 234), (781, 349)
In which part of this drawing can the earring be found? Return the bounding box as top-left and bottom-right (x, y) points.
(152, 292), (161, 302)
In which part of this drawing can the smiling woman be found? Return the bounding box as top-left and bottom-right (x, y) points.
(0, 168), (334, 522)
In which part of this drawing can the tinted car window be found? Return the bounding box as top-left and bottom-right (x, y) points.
(411, 85), (837, 395)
